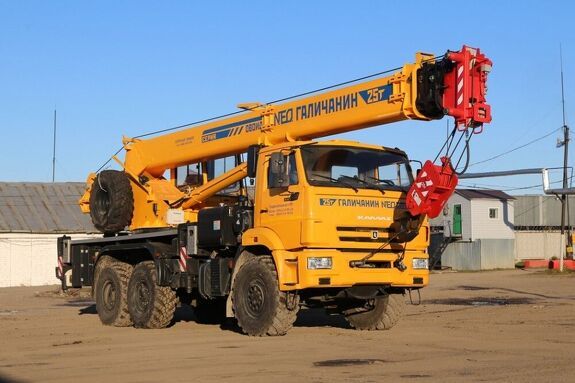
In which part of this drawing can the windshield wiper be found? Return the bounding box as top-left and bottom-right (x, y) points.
(311, 174), (358, 192)
(339, 175), (385, 194)
(366, 176), (395, 186)
(366, 176), (409, 191)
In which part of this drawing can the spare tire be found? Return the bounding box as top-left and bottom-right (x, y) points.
(89, 170), (134, 234)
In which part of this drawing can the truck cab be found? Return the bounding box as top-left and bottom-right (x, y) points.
(244, 140), (429, 292)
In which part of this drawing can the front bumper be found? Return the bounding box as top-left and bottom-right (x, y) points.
(273, 248), (429, 291)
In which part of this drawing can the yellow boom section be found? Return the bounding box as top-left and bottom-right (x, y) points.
(123, 52), (434, 178)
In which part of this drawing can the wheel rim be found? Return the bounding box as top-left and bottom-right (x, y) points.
(102, 279), (117, 311)
(133, 277), (152, 316)
(94, 189), (110, 221)
(246, 279), (265, 317)
(365, 298), (376, 310)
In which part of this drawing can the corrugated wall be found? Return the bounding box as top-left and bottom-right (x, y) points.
(441, 240), (482, 270)
(514, 195), (575, 227)
(479, 239), (516, 269)
(438, 239), (515, 270)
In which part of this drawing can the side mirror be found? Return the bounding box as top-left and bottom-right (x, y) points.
(247, 145), (260, 178)
(410, 159), (423, 178)
(269, 152), (289, 188)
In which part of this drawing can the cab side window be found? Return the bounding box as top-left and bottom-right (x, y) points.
(288, 153), (298, 185)
(176, 162), (202, 187)
(268, 152), (298, 188)
(207, 156), (240, 194)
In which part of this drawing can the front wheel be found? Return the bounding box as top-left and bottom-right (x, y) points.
(232, 256), (299, 336)
(341, 293), (405, 331)
(127, 261), (177, 329)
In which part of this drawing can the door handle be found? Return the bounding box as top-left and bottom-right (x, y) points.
(260, 209), (268, 213)
(288, 192), (299, 201)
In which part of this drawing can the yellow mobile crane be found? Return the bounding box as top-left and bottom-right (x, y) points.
(57, 46), (491, 335)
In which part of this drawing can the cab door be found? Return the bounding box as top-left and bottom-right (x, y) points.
(255, 151), (303, 250)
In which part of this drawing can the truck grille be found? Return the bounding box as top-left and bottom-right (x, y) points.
(336, 226), (391, 243)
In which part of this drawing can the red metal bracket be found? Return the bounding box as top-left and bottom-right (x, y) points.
(443, 46), (492, 131)
(406, 157), (458, 218)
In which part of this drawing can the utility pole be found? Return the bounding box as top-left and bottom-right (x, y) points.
(52, 109), (57, 182)
(557, 45), (570, 270)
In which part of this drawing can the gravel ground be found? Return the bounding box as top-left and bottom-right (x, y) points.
(0, 269), (574, 383)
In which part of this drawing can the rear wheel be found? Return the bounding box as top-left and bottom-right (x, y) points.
(232, 256), (299, 336)
(127, 261), (177, 329)
(341, 293), (405, 331)
(95, 259), (133, 327)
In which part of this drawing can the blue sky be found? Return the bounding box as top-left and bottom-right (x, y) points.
(1, 1), (574, 194)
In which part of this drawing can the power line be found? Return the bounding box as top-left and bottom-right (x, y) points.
(95, 147), (123, 174)
(514, 195), (554, 219)
(132, 62), (416, 140)
(460, 175), (574, 192)
(469, 126), (562, 167)
(459, 181), (520, 189)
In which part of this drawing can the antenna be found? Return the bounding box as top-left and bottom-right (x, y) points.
(52, 109), (57, 182)
(561, 45), (567, 128)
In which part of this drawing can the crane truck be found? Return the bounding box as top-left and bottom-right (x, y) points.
(56, 46), (492, 336)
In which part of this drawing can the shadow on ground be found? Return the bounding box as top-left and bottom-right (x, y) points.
(426, 297), (537, 306)
(69, 302), (351, 332)
(0, 372), (28, 383)
(294, 308), (350, 329)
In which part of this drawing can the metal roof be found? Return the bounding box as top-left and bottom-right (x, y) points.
(455, 189), (515, 201)
(0, 182), (96, 233)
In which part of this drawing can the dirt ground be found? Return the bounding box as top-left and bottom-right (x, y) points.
(0, 269), (574, 383)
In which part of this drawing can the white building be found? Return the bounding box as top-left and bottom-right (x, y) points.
(430, 189), (515, 270)
(0, 182), (99, 287)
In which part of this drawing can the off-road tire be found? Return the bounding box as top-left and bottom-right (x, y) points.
(89, 170), (134, 234)
(232, 255), (299, 336)
(95, 260), (133, 327)
(194, 297), (227, 324)
(92, 255), (114, 299)
(342, 293), (405, 331)
(127, 261), (177, 329)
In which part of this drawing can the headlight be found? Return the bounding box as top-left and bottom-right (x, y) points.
(307, 257), (332, 270)
(412, 258), (429, 269)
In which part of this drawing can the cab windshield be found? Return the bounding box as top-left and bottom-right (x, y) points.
(300, 145), (413, 191)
